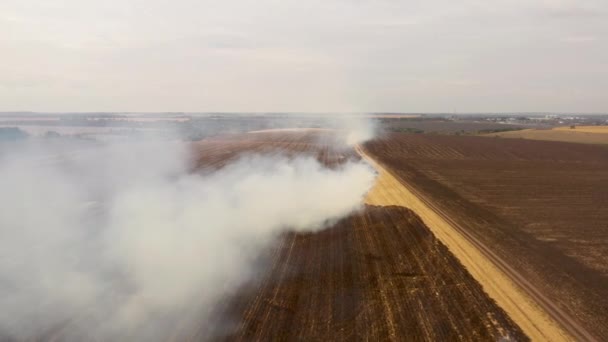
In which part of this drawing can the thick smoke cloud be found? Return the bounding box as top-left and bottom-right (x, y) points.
(0, 139), (375, 341)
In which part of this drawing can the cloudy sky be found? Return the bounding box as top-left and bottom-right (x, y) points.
(1, 0), (607, 113)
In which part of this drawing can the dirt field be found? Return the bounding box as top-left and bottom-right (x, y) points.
(183, 131), (527, 341)
(191, 130), (358, 170)
(365, 133), (608, 340)
(485, 127), (608, 144)
(193, 206), (525, 341)
(358, 145), (570, 341)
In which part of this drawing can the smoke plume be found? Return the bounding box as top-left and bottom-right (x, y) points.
(0, 138), (375, 341)
(325, 114), (380, 146)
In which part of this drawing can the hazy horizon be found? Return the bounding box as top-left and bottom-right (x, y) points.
(1, 111), (607, 116)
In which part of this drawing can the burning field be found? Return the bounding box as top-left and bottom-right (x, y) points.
(0, 130), (375, 341)
(2, 126), (605, 341)
(0, 129), (528, 341)
(185, 131), (527, 341)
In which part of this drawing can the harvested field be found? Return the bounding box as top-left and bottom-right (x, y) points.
(365, 133), (608, 340)
(485, 127), (608, 144)
(191, 130), (358, 170)
(554, 125), (608, 133)
(358, 145), (569, 341)
(12, 130), (530, 341)
(185, 131), (528, 341)
(196, 206), (526, 341)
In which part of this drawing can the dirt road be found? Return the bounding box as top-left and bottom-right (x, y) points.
(356, 144), (597, 342)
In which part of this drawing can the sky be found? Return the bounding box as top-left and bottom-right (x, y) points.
(1, 0), (607, 113)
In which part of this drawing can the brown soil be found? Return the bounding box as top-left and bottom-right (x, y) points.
(193, 206), (526, 341)
(357, 145), (570, 341)
(365, 133), (608, 340)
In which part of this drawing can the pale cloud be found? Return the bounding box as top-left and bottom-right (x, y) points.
(1, 0), (607, 112)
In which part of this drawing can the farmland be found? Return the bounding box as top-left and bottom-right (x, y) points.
(200, 206), (525, 341)
(378, 118), (524, 135)
(485, 127), (608, 145)
(8, 126), (606, 341)
(357, 145), (570, 341)
(365, 133), (608, 340)
(191, 130), (358, 170)
(184, 131), (527, 341)
(554, 125), (608, 133)
(14, 130), (531, 341)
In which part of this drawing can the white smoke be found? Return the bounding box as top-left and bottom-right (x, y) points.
(0, 139), (375, 341)
(344, 116), (378, 146)
(327, 114), (379, 146)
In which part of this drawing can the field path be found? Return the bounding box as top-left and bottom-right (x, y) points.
(356, 144), (596, 342)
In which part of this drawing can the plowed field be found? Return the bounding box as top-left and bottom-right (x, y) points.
(365, 133), (608, 340)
